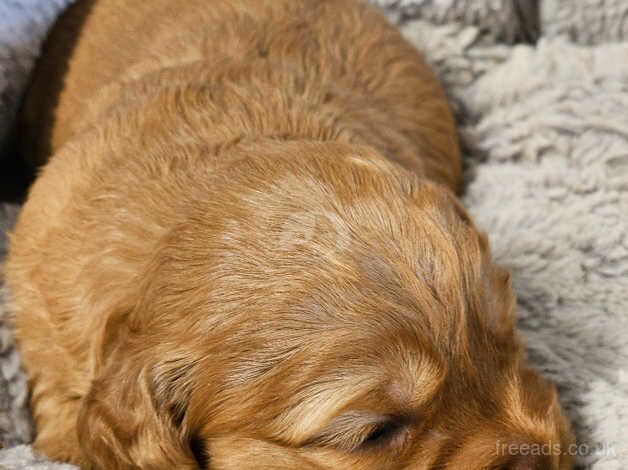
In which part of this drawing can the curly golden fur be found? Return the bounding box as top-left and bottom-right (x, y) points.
(5, 0), (573, 468)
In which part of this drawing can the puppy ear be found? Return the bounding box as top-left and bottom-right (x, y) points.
(478, 232), (517, 337)
(77, 318), (201, 469)
(486, 263), (517, 336)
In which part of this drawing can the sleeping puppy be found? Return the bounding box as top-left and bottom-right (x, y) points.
(5, 0), (573, 468)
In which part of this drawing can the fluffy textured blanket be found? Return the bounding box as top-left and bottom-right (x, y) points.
(1, 0), (627, 468)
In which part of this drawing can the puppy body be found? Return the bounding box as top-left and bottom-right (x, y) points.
(19, 0), (461, 188)
(6, 0), (572, 468)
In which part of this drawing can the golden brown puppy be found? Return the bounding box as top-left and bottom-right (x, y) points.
(5, 0), (573, 468)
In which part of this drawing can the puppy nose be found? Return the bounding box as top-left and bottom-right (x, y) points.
(501, 453), (551, 470)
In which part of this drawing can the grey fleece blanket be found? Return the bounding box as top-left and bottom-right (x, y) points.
(1, 0), (627, 468)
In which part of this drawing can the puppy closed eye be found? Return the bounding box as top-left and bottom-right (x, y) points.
(306, 412), (410, 452)
(360, 419), (404, 448)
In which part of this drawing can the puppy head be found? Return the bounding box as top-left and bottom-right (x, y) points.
(78, 141), (573, 469)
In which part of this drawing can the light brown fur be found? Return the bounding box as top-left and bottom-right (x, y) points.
(5, 0), (573, 468)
